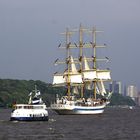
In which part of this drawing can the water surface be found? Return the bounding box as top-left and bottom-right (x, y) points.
(0, 108), (140, 140)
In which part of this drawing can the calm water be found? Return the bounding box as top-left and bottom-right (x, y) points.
(0, 108), (140, 140)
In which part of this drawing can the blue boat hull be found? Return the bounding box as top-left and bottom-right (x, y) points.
(10, 116), (49, 121)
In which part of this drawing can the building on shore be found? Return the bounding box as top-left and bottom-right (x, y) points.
(137, 92), (140, 106)
(109, 81), (122, 94)
(127, 85), (138, 99)
(127, 85), (138, 104)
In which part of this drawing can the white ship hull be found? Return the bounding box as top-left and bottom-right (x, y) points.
(51, 103), (106, 115)
(10, 104), (48, 121)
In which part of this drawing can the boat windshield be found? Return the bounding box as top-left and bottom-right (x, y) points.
(14, 105), (44, 109)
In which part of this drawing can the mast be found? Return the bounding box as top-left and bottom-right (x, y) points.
(53, 27), (83, 99)
(91, 27), (111, 99)
(34, 85), (37, 94)
(66, 27), (84, 99)
(92, 27), (97, 100)
(66, 28), (71, 100)
(79, 24), (84, 98)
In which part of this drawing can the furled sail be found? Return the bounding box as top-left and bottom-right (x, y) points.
(68, 56), (83, 83)
(53, 56), (83, 85)
(68, 74), (83, 83)
(53, 74), (83, 85)
(96, 70), (111, 80)
(83, 71), (97, 80)
(96, 85), (100, 94)
(65, 56), (83, 84)
(70, 56), (77, 73)
(100, 80), (106, 94)
(72, 86), (79, 94)
(53, 75), (65, 85)
(83, 56), (90, 70)
(97, 80), (106, 96)
(83, 56), (97, 80)
(85, 82), (92, 90)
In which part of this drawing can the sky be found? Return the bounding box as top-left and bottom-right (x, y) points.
(0, 0), (140, 90)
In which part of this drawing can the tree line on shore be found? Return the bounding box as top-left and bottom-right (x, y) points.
(0, 79), (135, 108)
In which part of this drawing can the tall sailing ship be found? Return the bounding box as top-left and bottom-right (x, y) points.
(51, 25), (112, 115)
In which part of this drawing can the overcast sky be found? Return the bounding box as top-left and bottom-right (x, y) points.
(0, 0), (140, 90)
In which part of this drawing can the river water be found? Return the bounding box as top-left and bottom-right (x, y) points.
(0, 108), (140, 140)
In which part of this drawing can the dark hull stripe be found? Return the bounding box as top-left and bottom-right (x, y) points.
(10, 116), (48, 121)
(73, 108), (104, 111)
